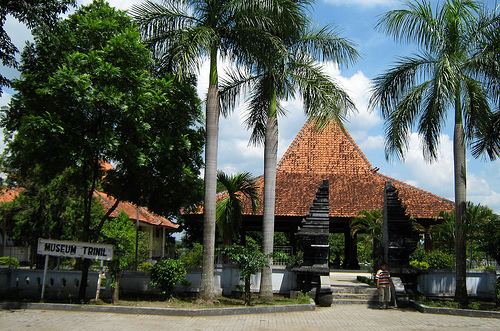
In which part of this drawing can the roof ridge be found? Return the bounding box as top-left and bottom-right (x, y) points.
(377, 172), (453, 205)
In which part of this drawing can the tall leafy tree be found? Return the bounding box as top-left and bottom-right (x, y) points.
(0, 0), (76, 92)
(1, 0), (203, 301)
(221, 0), (358, 298)
(100, 211), (149, 303)
(130, 0), (294, 300)
(216, 171), (258, 246)
(370, 0), (499, 307)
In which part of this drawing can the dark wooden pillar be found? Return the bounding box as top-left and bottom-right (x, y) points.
(424, 225), (433, 252)
(342, 223), (359, 270)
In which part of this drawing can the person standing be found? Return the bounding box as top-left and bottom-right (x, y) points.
(376, 262), (392, 309)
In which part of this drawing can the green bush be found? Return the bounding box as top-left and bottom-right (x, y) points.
(150, 259), (188, 299)
(180, 242), (203, 269)
(426, 250), (454, 270)
(224, 243), (269, 305)
(410, 249), (454, 271)
(410, 260), (430, 272)
(0, 256), (20, 268)
(138, 261), (154, 272)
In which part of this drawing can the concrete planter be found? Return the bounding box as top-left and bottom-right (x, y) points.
(0, 265), (297, 300)
(417, 270), (497, 299)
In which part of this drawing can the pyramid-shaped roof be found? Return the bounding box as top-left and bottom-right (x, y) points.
(244, 120), (453, 219)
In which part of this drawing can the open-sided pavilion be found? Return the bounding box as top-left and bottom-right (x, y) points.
(186, 120), (454, 268)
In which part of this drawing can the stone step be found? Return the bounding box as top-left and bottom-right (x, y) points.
(332, 293), (377, 300)
(331, 286), (378, 295)
(331, 299), (378, 305)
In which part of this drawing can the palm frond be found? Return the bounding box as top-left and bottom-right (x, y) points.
(288, 55), (356, 128)
(293, 26), (358, 67)
(130, 1), (199, 42)
(417, 57), (454, 161)
(462, 76), (491, 141)
(470, 110), (500, 160)
(384, 81), (431, 161)
(376, 0), (440, 49)
(216, 170), (259, 240)
(245, 76), (272, 145)
(370, 54), (435, 119)
(219, 67), (262, 117)
(156, 25), (215, 78)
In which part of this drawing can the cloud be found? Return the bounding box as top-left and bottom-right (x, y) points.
(468, 174), (500, 213)
(391, 132), (500, 212)
(322, 62), (381, 131)
(322, 0), (398, 7)
(359, 135), (384, 150)
(402, 132), (454, 196)
(78, 0), (139, 10)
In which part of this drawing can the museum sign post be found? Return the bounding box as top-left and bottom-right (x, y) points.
(37, 238), (113, 301)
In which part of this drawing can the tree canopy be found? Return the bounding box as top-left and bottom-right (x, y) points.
(0, 0), (76, 93)
(0, 0), (204, 300)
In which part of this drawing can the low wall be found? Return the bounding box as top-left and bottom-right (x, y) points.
(0, 265), (296, 300)
(0, 268), (108, 300)
(417, 270), (497, 299)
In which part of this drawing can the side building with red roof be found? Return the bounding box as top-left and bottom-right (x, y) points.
(0, 187), (179, 262)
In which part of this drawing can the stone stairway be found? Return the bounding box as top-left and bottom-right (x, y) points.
(330, 271), (378, 305)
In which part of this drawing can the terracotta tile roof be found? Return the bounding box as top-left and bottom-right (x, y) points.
(0, 187), (23, 203)
(94, 191), (179, 229)
(0, 187), (178, 229)
(239, 120), (453, 219)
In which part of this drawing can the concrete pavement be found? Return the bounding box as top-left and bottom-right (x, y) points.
(1, 304), (499, 331)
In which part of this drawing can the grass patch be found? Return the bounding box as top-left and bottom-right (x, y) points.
(107, 294), (311, 308)
(417, 298), (499, 311)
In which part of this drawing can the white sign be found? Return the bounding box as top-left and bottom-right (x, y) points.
(37, 238), (113, 261)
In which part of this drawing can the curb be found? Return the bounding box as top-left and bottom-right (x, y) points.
(409, 300), (500, 319)
(0, 301), (315, 317)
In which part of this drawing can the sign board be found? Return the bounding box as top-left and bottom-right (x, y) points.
(37, 238), (113, 261)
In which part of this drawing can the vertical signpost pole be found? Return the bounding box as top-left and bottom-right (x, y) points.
(95, 259), (104, 301)
(40, 254), (49, 301)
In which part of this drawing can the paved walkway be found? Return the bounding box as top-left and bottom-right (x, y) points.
(1, 305), (499, 331)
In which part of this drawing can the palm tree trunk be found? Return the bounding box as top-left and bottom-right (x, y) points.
(200, 47), (219, 301)
(453, 90), (468, 308)
(260, 84), (278, 300)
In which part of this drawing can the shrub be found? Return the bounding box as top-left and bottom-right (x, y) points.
(138, 261), (154, 273)
(410, 249), (454, 271)
(180, 242), (203, 269)
(150, 259), (188, 299)
(224, 243), (269, 305)
(410, 260), (430, 272)
(426, 250), (454, 270)
(0, 256), (20, 268)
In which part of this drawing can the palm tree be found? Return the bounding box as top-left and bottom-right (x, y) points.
(351, 210), (383, 271)
(130, 0), (290, 300)
(221, 1), (358, 299)
(216, 171), (258, 246)
(370, 0), (499, 307)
